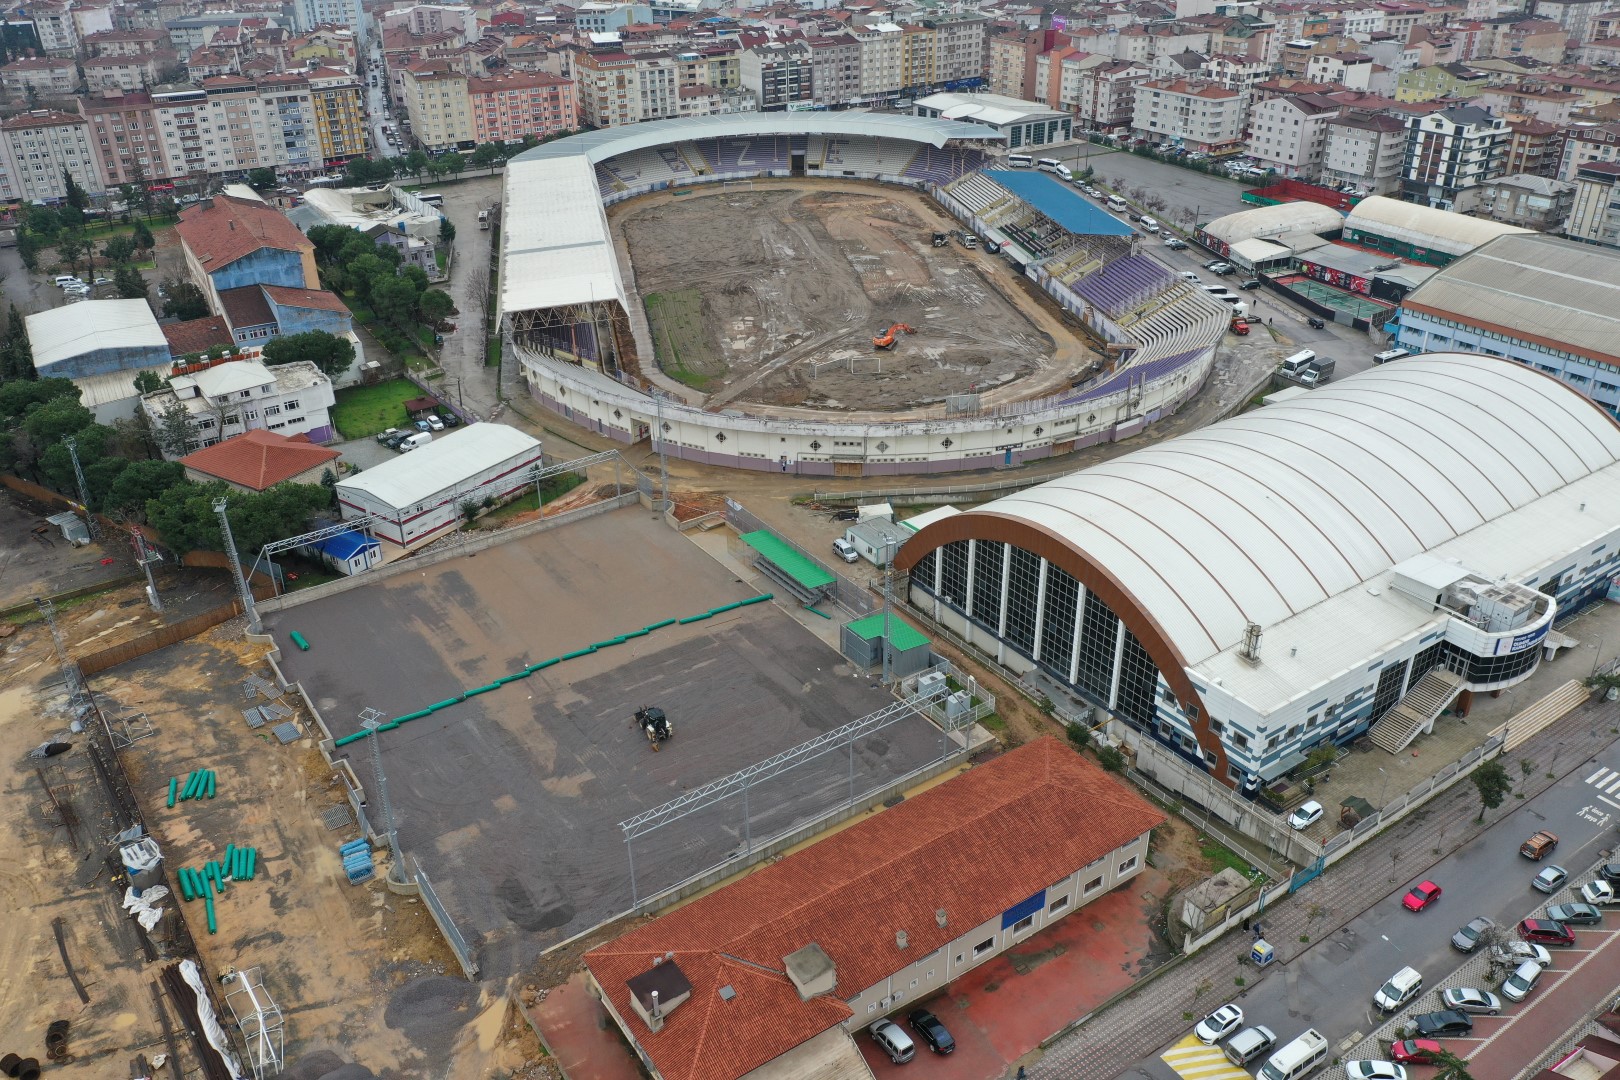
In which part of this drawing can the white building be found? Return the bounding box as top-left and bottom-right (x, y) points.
(295, 0), (362, 31)
(1247, 93), (1342, 179)
(0, 110), (105, 201)
(334, 425), (545, 547)
(1402, 105), (1509, 209)
(1323, 112), (1409, 194)
(901, 354), (1620, 792)
(913, 91), (1072, 151)
(142, 360), (337, 458)
(853, 23), (904, 104)
(1131, 78), (1245, 152)
(28, 300), (172, 421)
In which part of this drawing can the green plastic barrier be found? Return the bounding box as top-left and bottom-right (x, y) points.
(621, 628), (650, 640)
(559, 647), (597, 661)
(527, 658), (560, 672)
(677, 613), (713, 624)
(591, 637), (626, 649)
(463, 684), (499, 697)
(289, 631), (310, 651)
(643, 618), (677, 631)
(805, 605), (832, 619)
(167, 776), (178, 808)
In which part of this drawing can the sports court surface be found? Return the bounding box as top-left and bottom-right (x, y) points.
(268, 509), (945, 977)
(1272, 274), (1393, 320)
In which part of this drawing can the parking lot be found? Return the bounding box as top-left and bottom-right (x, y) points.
(268, 508), (946, 978)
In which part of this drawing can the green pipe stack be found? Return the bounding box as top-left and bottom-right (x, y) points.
(171, 769), (218, 803)
(174, 845), (260, 935)
(330, 593), (777, 748)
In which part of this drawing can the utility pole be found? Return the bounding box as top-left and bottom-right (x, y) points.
(133, 530), (163, 612)
(881, 565), (895, 686)
(653, 390), (669, 513)
(360, 708), (404, 883)
(62, 437), (99, 541)
(212, 498), (261, 633)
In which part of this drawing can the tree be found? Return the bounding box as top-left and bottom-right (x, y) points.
(419, 288), (454, 324)
(104, 459), (183, 520)
(439, 217), (455, 244)
(307, 224), (355, 265)
(16, 230), (40, 271)
(1096, 746), (1127, 773)
(1470, 760), (1513, 822)
(114, 263), (148, 300)
(370, 274), (421, 329)
(102, 234), (137, 264)
(345, 253), (391, 302)
(439, 151), (465, 176)
(62, 170), (88, 211)
(147, 479), (333, 556)
(161, 278), (210, 321)
(153, 398), (197, 458)
(260, 330), (355, 381)
(247, 167), (278, 190)
(1, 306), (35, 380)
(21, 395), (95, 445)
(0, 377), (77, 424)
(469, 142), (504, 171)
(403, 149), (430, 177)
(1430, 1050), (1475, 1080)
(133, 370), (168, 395)
(56, 233), (87, 276)
(132, 219), (154, 250)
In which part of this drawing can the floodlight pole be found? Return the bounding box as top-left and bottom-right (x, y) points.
(62, 437), (100, 541)
(134, 530), (163, 612)
(653, 390), (669, 513)
(360, 708), (404, 882)
(213, 498), (261, 633)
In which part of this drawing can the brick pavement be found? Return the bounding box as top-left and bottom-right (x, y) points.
(1031, 696), (1620, 1080)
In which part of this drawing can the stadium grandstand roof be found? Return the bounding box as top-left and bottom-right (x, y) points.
(902, 355), (1620, 710)
(509, 112), (1003, 166)
(915, 90), (1068, 125)
(1201, 201), (1344, 245)
(1400, 233), (1620, 366)
(1344, 195), (1529, 256)
(500, 155), (629, 316)
(982, 170), (1131, 236)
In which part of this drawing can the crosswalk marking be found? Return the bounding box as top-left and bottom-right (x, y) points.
(1162, 1035), (1253, 1080)
(1580, 767), (1620, 797)
(1605, 776), (1620, 795)
(1588, 767), (1610, 786)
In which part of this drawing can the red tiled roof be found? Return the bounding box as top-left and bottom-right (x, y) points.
(180, 429), (338, 491)
(162, 315), (234, 356)
(585, 737), (1164, 1080)
(174, 195), (313, 274)
(219, 285), (275, 329)
(261, 285), (350, 313)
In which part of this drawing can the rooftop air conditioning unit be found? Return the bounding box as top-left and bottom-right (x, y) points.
(916, 671), (947, 700)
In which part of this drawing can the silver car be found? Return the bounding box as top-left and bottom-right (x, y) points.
(1451, 916), (1495, 952)
(1501, 960), (1542, 1003)
(1532, 865), (1569, 893)
(1490, 941), (1551, 968)
(1440, 987), (1501, 1015)
(869, 1019), (915, 1063)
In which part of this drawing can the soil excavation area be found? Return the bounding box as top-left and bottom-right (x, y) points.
(619, 186), (1054, 411)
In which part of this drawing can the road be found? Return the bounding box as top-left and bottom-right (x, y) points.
(364, 41), (393, 159)
(1133, 742), (1620, 1080)
(425, 176), (503, 420)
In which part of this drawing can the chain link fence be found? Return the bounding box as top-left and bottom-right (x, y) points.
(413, 860), (479, 980)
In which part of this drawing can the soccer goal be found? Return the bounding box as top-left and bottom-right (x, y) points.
(722, 180), (754, 192)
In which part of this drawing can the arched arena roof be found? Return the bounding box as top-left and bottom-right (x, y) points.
(1201, 201), (1344, 245)
(1344, 195), (1529, 255)
(509, 112), (1004, 166)
(899, 355), (1620, 669)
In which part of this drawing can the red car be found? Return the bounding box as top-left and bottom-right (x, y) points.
(1392, 1040), (1444, 1066)
(1230, 319), (1250, 335)
(1403, 881), (1442, 912)
(1518, 918), (1577, 947)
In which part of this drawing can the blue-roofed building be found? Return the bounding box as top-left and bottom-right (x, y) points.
(982, 171), (1131, 237)
(309, 529), (382, 576)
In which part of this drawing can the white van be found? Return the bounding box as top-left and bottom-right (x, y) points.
(1259, 1029), (1329, 1080)
(1037, 157), (1062, 172)
(1139, 216), (1159, 233)
(1373, 966), (1423, 1012)
(1007, 154), (1033, 168)
(1106, 196), (1126, 211)
(1279, 349), (1317, 377)
(399, 431), (432, 451)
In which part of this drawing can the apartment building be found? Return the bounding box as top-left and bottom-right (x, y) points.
(293, 0), (362, 33)
(0, 110), (105, 201)
(80, 90), (167, 187)
(1561, 122), (1620, 179)
(1566, 161), (1620, 247)
(924, 15), (988, 88)
(1402, 105), (1508, 208)
(1131, 78), (1245, 151)
(853, 24), (904, 105)
(29, 2), (81, 55)
(142, 359), (336, 456)
(572, 49), (679, 128)
(740, 41), (813, 110)
(674, 84), (755, 117)
(401, 61), (472, 149)
(0, 56), (79, 98)
(308, 67), (366, 167)
(1247, 93), (1343, 179)
(1467, 172), (1572, 228)
(1323, 111), (1408, 193)
(676, 44), (740, 93)
(84, 53), (164, 92)
(468, 70), (576, 145)
(1530, 0), (1610, 43)
(149, 77), (320, 188)
(81, 27), (168, 56)
(807, 35), (861, 107)
(1069, 59), (1151, 131)
(1502, 117), (1562, 176)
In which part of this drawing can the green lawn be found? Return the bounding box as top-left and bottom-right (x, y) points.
(331, 378), (422, 438)
(645, 289), (720, 389)
(474, 472), (585, 527)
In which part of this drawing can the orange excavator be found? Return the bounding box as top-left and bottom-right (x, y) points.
(872, 323), (917, 350)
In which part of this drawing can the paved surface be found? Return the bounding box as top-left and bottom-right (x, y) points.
(421, 175), (502, 421)
(527, 973), (644, 1080)
(1161, 1034), (1250, 1080)
(856, 863), (1177, 1080)
(1032, 693), (1620, 1080)
(268, 509), (946, 978)
(331, 435), (399, 471)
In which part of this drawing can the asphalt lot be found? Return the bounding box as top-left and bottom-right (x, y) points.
(418, 176), (502, 420)
(268, 508), (945, 978)
(1134, 736), (1620, 1080)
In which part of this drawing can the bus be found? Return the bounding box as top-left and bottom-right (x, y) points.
(1006, 153), (1033, 168)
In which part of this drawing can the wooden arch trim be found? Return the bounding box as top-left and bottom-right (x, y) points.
(896, 511), (1232, 786)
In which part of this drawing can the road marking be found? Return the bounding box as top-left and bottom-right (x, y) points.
(1587, 767), (1610, 786)
(1162, 1035), (1251, 1080)
(1600, 795), (1620, 812)
(1604, 776), (1620, 795)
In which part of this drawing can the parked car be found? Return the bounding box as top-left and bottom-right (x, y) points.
(1403, 881), (1442, 912)
(1178, 271), (1201, 282)
(1490, 941), (1551, 968)
(907, 1009), (954, 1054)
(413, 419), (433, 432)
(1391, 1041), (1444, 1066)
(375, 427), (402, 444)
(1600, 863), (1620, 885)
(1410, 1011), (1473, 1038)
(440, 412), (461, 427)
(869, 1019), (915, 1064)
(1164, 237), (1188, 250)
(1194, 1004), (1244, 1044)
(832, 537), (859, 563)
(1307, 316), (1326, 329)
(1345, 1061), (1406, 1080)
(1532, 865), (1569, 893)
(424, 414), (445, 431)
(1545, 902), (1603, 926)
(1224, 1026), (1277, 1067)
(1451, 916), (1495, 953)
(1521, 830), (1559, 860)
(53, 275), (79, 288)
(1288, 800), (1324, 830)
(1581, 880), (1620, 907)
(1375, 967), (1424, 1013)
(1501, 960), (1542, 1003)
(1517, 918), (1576, 947)
(1238, 278), (1262, 290)
(1439, 987), (1500, 1015)
(1207, 262), (1235, 275)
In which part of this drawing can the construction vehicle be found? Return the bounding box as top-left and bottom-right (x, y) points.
(872, 323), (917, 350)
(931, 232), (947, 247)
(635, 706), (671, 751)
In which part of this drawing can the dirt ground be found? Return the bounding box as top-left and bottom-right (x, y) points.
(617, 186), (1054, 411)
(0, 488), (139, 610)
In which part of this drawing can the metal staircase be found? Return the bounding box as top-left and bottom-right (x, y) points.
(1369, 667), (1467, 754)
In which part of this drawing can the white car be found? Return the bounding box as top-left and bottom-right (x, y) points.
(424, 414), (445, 431)
(1194, 1004), (1244, 1044)
(1288, 800), (1324, 830)
(1346, 1061), (1406, 1080)
(1490, 941), (1551, 969)
(1501, 960), (1542, 1002)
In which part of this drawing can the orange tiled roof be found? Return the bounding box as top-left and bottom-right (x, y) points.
(175, 195), (313, 274)
(180, 429), (338, 490)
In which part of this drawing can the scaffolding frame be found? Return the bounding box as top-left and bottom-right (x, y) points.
(223, 966), (284, 1078)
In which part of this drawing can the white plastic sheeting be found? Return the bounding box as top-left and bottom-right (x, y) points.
(179, 958), (246, 1079)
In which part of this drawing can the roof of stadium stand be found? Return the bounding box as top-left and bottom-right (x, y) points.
(982, 171), (1132, 236)
(501, 155), (630, 316)
(511, 113), (1005, 166)
(925, 355), (1620, 709)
